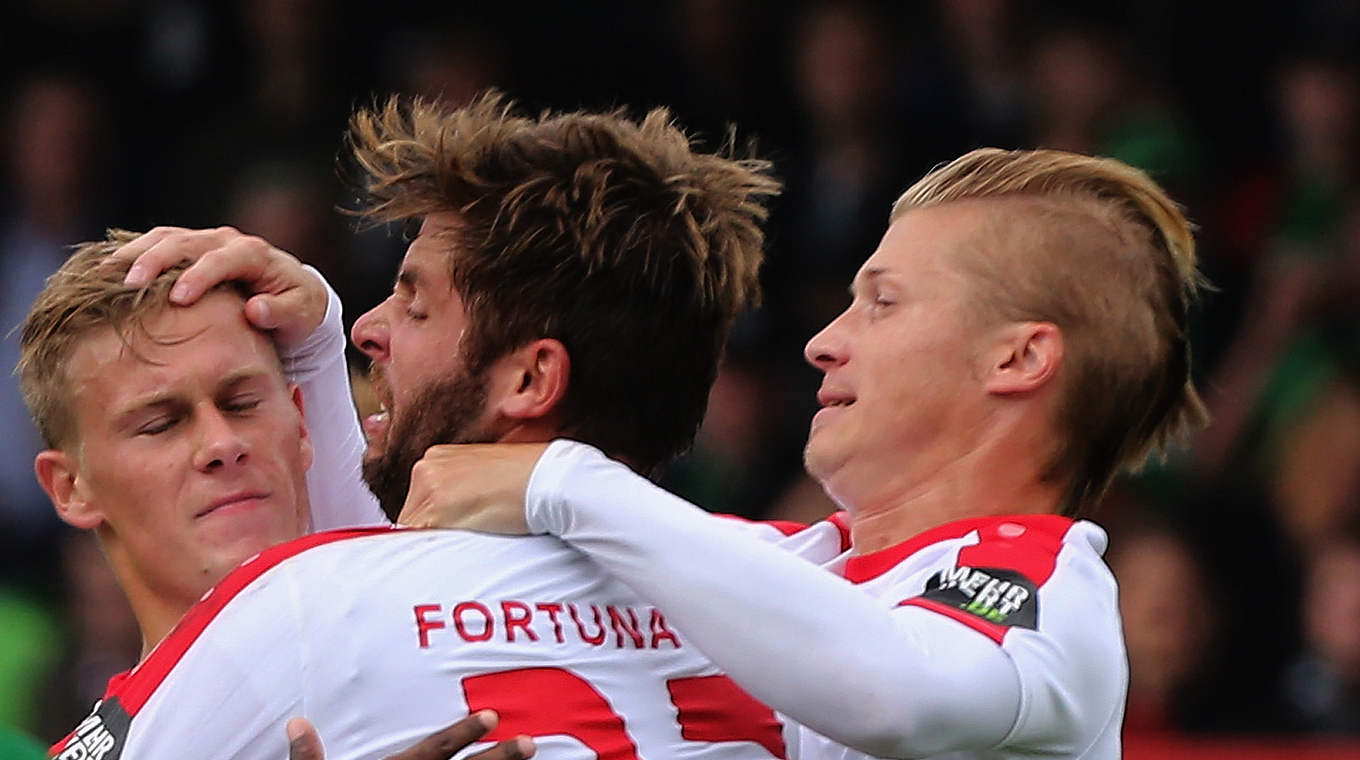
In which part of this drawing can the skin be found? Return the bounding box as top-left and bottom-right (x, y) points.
(35, 290), (313, 655)
(802, 201), (1066, 551)
(107, 224), (548, 760)
(350, 212), (570, 514)
(287, 713), (534, 760)
(101, 200), (1073, 758)
(399, 200), (1071, 551)
(349, 213), (482, 466)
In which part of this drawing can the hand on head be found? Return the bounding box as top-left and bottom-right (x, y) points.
(107, 226), (328, 349)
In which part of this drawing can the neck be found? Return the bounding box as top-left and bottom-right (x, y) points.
(841, 417), (1064, 554)
(135, 610), (182, 660)
(499, 423), (647, 476)
(123, 583), (194, 660)
(103, 540), (197, 660)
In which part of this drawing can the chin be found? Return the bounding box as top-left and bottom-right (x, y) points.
(802, 438), (832, 483)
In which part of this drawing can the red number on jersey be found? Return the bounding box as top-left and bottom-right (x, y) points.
(462, 669), (784, 760)
(464, 668), (640, 760)
(668, 675), (786, 759)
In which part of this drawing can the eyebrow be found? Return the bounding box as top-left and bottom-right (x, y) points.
(849, 267), (888, 297)
(215, 367), (274, 394)
(112, 367), (275, 426)
(395, 268), (420, 292)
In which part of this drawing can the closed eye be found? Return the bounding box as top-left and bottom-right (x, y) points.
(223, 396), (263, 414)
(137, 415), (178, 436)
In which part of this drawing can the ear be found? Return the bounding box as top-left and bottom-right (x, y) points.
(35, 449), (103, 530)
(490, 338), (571, 421)
(288, 383), (314, 471)
(983, 321), (1063, 396)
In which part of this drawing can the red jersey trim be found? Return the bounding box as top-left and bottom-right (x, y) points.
(716, 512), (852, 552)
(105, 526), (397, 716)
(825, 511), (853, 552)
(898, 597), (1008, 644)
(842, 514), (1073, 584)
(715, 514), (809, 537)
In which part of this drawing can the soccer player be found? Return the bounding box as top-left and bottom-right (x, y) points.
(23, 236), (524, 760)
(404, 148), (1209, 758)
(28, 94), (782, 759)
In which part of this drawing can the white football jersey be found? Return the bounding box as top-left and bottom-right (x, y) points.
(52, 528), (786, 760)
(524, 441), (1127, 759)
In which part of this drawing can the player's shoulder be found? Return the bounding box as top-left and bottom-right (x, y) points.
(950, 514), (1105, 586)
(871, 515), (1114, 647)
(55, 527), (394, 742)
(841, 514), (1080, 585)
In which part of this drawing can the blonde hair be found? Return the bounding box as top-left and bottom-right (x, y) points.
(17, 230), (253, 449)
(893, 148), (1209, 514)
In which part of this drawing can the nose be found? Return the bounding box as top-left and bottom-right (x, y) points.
(351, 300), (390, 363)
(192, 407), (249, 473)
(804, 311), (850, 371)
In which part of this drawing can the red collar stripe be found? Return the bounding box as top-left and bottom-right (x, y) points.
(110, 526), (394, 715)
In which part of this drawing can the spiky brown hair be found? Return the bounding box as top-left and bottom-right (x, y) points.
(346, 93), (781, 472)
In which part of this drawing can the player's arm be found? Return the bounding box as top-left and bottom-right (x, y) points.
(400, 442), (1037, 756)
(287, 713), (535, 760)
(274, 266), (384, 530)
(111, 227), (385, 530)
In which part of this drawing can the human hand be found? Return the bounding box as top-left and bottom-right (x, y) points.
(286, 711), (535, 760)
(398, 444), (550, 533)
(107, 226), (328, 349)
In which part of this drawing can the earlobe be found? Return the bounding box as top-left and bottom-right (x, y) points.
(34, 450), (102, 530)
(986, 322), (1062, 395)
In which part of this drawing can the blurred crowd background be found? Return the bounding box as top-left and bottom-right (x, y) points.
(2, 0), (1359, 748)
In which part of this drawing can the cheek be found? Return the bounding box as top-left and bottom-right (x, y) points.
(89, 446), (180, 509)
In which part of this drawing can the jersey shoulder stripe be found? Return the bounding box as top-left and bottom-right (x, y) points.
(117, 526), (391, 715)
(49, 526), (394, 757)
(842, 514), (1072, 584)
(716, 511), (852, 552)
(894, 515), (1075, 644)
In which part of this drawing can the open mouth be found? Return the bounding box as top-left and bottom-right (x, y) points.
(362, 405), (390, 445)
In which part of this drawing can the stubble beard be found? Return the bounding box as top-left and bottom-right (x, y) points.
(362, 369), (493, 521)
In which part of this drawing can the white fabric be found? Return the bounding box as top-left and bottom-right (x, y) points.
(105, 529), (787, 760)
(284, 267), (385, 531)
(526, 440), (1127, 759)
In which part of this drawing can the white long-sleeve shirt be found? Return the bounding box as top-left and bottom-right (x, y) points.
(52, 283), (788, 760)
(284, 267), (386, 531)
(522, 441), (1127, 759)
(51, 528), (788, 760)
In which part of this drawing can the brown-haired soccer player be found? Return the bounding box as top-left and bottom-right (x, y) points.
(411, 148), (1208, 758)
(34, 93), (781, 760)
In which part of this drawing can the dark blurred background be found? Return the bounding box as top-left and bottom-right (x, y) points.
(2, 0), (1359, 747)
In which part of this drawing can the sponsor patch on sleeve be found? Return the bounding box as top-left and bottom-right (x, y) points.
(906, 565), (1039, 632)
(54, 697), (129, 760)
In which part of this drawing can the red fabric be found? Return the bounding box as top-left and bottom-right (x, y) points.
(114, 527), (393, 714)
(842, 514), (1072, 584)
(898, 597), (1008, 644)
(715, 514), (809, 536)
(668, 675), (787, 759)
(467, 667), (640, 760)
